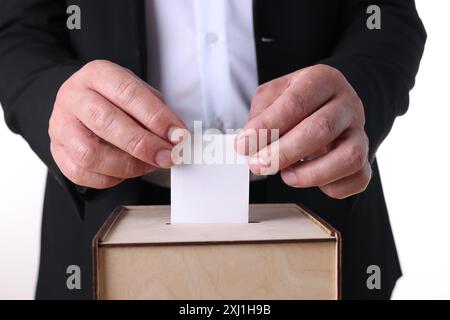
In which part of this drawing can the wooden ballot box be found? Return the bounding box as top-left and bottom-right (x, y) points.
(92, 204), (341, 300)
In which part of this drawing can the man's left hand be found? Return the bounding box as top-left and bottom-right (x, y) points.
(236, 64), (371, 199)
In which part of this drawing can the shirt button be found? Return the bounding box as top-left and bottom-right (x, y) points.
(205, 33), (219, 44)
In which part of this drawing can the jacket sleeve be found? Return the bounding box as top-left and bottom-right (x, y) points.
(320, 0), (426, 162)
(0, 0), (88, 217)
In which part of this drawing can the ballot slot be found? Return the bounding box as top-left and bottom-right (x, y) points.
(96, 204), (336, 245)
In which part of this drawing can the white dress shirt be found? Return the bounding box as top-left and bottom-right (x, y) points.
(144, 0), (259, 186)
(145, 0), (258, 131)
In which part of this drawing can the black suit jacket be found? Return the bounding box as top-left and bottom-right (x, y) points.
(0, 0), (425, 299)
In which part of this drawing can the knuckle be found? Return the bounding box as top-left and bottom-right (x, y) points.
(115, 78), (141, 106)
(83, 59), (111, 73)
(288, 91), (309, 116)
(126, 133), (148, 158)
(65, 162), (84, 185)
(143, 106), (165, 130)
(55, 82), (71, 104)
(341, 170), (371, 198)
(253, 83), (268, 97)
(121, 66), (135, 75)
(86, 100), (115, 133)
(301, 77), (316, 93)
(255, 116), (272, 132)
(313, 116), (335, 140)
(48, 116), (70, 145)
(123, 158), (139, 177)
(317, 64), (342, 81)
(278, 149), (292, 168)
(327, 66), (342, 81)
(73, 139), (97, 169)
(315, 64), (330, 73)
(344, 142), (366, 171)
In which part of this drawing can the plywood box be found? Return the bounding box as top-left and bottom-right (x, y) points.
(93, 204), (341, 300)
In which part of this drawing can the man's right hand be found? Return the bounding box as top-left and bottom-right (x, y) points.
(49, 60), (186, 189)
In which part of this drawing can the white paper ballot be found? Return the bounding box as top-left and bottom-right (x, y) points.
(171, 134), (249, 224)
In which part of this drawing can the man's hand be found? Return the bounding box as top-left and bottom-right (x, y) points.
(49, 60), (186, 189)
(236, 64), (371, 199)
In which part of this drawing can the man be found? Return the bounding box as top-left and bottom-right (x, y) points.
(0, 0), (425, 299)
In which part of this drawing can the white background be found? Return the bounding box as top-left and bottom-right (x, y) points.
(0, 0), (449, 299)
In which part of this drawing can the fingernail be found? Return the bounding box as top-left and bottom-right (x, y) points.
(283, 169), (297, 186)
(155, 149), (173, 168)
(168, 127), (187, 144)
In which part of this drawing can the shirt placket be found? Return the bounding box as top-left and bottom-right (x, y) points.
(195, 0), (231, 132)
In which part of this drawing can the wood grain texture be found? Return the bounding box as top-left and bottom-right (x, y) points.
(93, 204), (341, 300)
(98, 242), (337, 300)
(101, 204), (334, 245)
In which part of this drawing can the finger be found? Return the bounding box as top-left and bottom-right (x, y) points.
(252, 99), (355, 172)
(50, 143), (123, 189)
(53, 117), (155, 178)
(71, 90), (175, 168)
(237, 66), (336, 154)
(82, 60), (187, 141)
(305, 146), (331, 161)
(249, 73), (291, 119)
(280, 127), (369, 188)
(319, 162), (372, 199)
